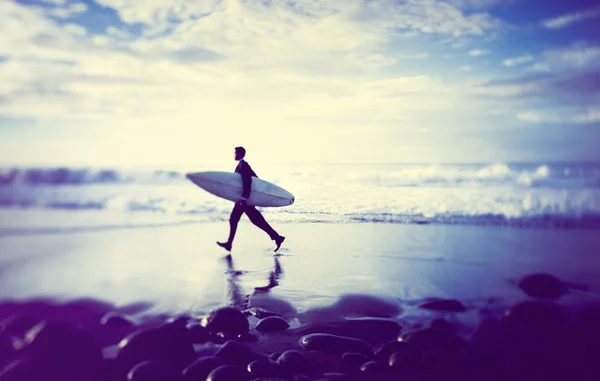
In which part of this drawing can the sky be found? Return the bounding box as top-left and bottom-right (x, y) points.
(0, 0), (599, 167)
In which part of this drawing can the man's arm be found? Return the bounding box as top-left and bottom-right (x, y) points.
(239, 162), (253, 201)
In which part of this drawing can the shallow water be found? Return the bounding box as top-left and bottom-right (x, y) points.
(1, 212), (599, 318)
(2, 162), (600, 227)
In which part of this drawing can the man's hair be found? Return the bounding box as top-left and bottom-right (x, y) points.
(235, 146), (246, 157)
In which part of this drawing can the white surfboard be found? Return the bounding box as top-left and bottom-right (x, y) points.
(186, 171), (295, 207)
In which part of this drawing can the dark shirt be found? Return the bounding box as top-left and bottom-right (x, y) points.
(235, 159), (257, 199)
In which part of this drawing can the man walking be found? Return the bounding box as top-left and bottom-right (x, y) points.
(217, 147), (285, 252)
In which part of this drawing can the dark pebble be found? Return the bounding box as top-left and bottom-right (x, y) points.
(373, 341), (406, 362)
(117, 321), (195, 373)
(205, 307), (249, 336)
(503, 301), (568, 333)
(182, 356), (225, 381)
(255, 316), (290, 333)
(186, 323), (210, 344)
(315, 373), (352, 381)
(0, 316), (38, 338)
(402, 326), (465, 356)
(517, 273), (567, 301)
(0, 333), (14, 368)
(206, 364), (251, 381)
(193, 343), (220, 358)
(90, 358), (121, 381)
(360, 360), (388, 374)
(340, 352), (367, 374)
(215, 340), (256, 366)
(299, 334), (372, 356)
(101, 313), (134, 328)
(22, 321), (102, 380)
(276, 350), (313, 374)
(238, 332), (258, 342)
(389, 350), (420, 369)
(127, 360), (178, 381)
(297, 318), (401, 345)
(418, 299), (466, 312)
(247, 358), (283, 377)
(294, 376), (314, 381)
(211, 331), (237, 344)
(0, 354), (48, 381)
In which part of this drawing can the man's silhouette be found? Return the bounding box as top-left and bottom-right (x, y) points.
(217, 147), (285, 252)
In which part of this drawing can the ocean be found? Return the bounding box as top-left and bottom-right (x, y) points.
(1, 162), (599, 232)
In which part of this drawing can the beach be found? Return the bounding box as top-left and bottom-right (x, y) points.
(2, 209), (600, 380)
(2, 211), (600, 314)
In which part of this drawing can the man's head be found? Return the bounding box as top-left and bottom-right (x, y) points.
(234, 146), (246, 161)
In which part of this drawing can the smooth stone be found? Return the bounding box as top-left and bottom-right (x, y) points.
(0, 354), (49, 381)
(389, 350), (420, 369)
(517, 273), (567, 301)
(186, 323), (210, 344)
(301, 295), (401, 323)
(256, 316), (290, 333)
(373, 341), (407, 362)
(276, 350), (313, 374)
(418, 299), (466, 313)
(402, 327), (465, 356)
(297, 318), (401, 345)
(304, 350), (340, 375)
(206, 364), (251, 381)
(182, 356), (225, 381)
(23, 321), (102, 380)
(215, 340), (256, 366)
(0, 333), (14, 368)
(340, 352), (367, 374)
(205, 308), (249, 336)
(247, 359), (283, 377)
(299, 334), (372, 356)
(101, 313), (134, 328)
(247, 294), (298, 320)
(238, 332), (258, 342)
(329, 294), (401, 318)
(360, 360), (388, 373)
(193, 343), (220, 358)
(127, 360), (178, 381)
(503, 301), (568, 332)
(315, 373), (352, 381)
(117, 321), (196, 372)
(90, 358), (121, 381)
(293, 376), (314, 381)
(211, 331), (237, 344)
(0, 316), (38, 338)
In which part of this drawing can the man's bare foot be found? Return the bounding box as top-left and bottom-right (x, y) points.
(274, 236), (285, 252)
(217, 241), (232, 251)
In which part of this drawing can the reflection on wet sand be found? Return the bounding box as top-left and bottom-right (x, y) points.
(223, 254), (284, 310)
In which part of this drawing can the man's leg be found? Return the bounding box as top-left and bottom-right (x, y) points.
(244, 206), (285, 251)
(217, 203), (244, 251)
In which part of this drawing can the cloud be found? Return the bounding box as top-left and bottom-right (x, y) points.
(573, 108), (600, 123)
(543, 44), (600, 69)
(516, 111), (561, 123)
(542, 7), (600, 29)
(503, 54), (534, 67)
(460, 65), (473, 71)
(468, 49), (489, 56)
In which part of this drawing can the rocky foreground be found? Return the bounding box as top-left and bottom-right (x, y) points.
(1, 273), (599, 381)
